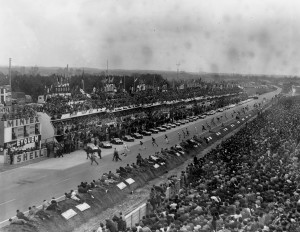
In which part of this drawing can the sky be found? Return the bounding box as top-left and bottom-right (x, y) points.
(0, 0), (300, 75)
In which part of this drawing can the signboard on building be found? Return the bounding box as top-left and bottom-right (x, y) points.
(0, 107), (10, 114)
(15, 126), (24, 139)
(13, 148), (46, 164)
(4, 116), (39, 128)
(4, 135), (41, 149)
(26, 124), (36, 136)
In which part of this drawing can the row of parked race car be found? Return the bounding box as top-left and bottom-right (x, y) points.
(96, 114), (211, 149)
(89, 100), (249, 150)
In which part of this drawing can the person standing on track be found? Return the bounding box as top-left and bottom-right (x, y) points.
(165, 134), (169, 144)
(112, 148), (122, 162)
(178, 132), (181, 140)
(182, 129), (186, 139)
(97, 146), (102, 159)
(90, 152), (99, 165)
(152, 137), (158, 147)
(194, 126), (197, 134)
(186, 128), (189, 137)
(139, 141), (146, 150)
(206, 122), (211, 129)
(123, 142), (130, 154)
(136, 153), (142, 166)
(85, 147), (91, 160)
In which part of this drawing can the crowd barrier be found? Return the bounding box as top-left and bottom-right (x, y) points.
(165, 179), (181, 199)
(124, 177), (182, 228)
(124, 203), (147, 228)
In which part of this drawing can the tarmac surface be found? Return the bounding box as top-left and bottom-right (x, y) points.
(0, 88), (280, 227)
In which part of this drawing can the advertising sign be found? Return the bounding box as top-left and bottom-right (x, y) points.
(125, 178), (135, 185)
(27, 124), (36, 136)
(76, 203), (90, 212)
(13, 148), (46, 164)
(5, 135), (41, 149)
(0, 107), (10, 114)
(4, 116), (39, 128)
(117, 182), (127, 190)
(61, 209), (77, 220)
(16, 126), (24, 139)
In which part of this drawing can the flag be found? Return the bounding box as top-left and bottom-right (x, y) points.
(120, 78), (122, 84)
(141, 84), (146, 91)
(134, 77), (138, 82)
(109, 76), (114, 83)
(179, 84), (184, 89)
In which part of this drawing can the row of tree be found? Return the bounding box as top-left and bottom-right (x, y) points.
(0, 72), (169, 101)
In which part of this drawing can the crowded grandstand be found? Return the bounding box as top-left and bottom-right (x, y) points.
(0, 74), (288, 232)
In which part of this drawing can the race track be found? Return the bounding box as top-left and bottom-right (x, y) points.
(0, 88), (280, 226)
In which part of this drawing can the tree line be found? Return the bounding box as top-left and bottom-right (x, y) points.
(0, 71), (168, 101)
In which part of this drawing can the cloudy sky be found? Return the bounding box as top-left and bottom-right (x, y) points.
(0, 0), (300, 75)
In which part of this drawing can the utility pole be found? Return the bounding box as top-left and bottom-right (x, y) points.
(106, 59), (108, 76)
(152, 75), (155, 89)
(82, 68), (85, 91)
(124, 76), (126, 92)
(9, 58), (12, 90)
(66, 64), (69, 83)
(176, 62), (180, 80)
(175, 62), (180, 90)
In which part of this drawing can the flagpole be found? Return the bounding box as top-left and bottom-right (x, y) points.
(124, 76), (125, 92)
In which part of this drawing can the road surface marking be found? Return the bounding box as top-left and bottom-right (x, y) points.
(0, 219), (9, 225)
(55, 178), (71, 184)
(0, 199), (16, 206)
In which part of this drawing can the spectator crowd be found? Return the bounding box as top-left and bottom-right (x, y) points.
(48, 92), (247, 156)
(92, 95), (300, 232)
(42, 86), (242, 117)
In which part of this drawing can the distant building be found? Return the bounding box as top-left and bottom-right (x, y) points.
(104, 84), (117, 93)
(12, 92), (28, 104)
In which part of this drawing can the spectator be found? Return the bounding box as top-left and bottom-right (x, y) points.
(9, 218), (34, 227)
(16, 209), (29, 221)
(96, 222), (105, 232)
(105, 218), (118, 232)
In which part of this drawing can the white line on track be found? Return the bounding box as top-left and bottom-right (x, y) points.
(0, 195), (65, 226)
(54, 178), (71, 185)
(0, 199), (16, 206)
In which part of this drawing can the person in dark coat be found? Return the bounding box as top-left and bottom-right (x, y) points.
(106, 219), (118, 232)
